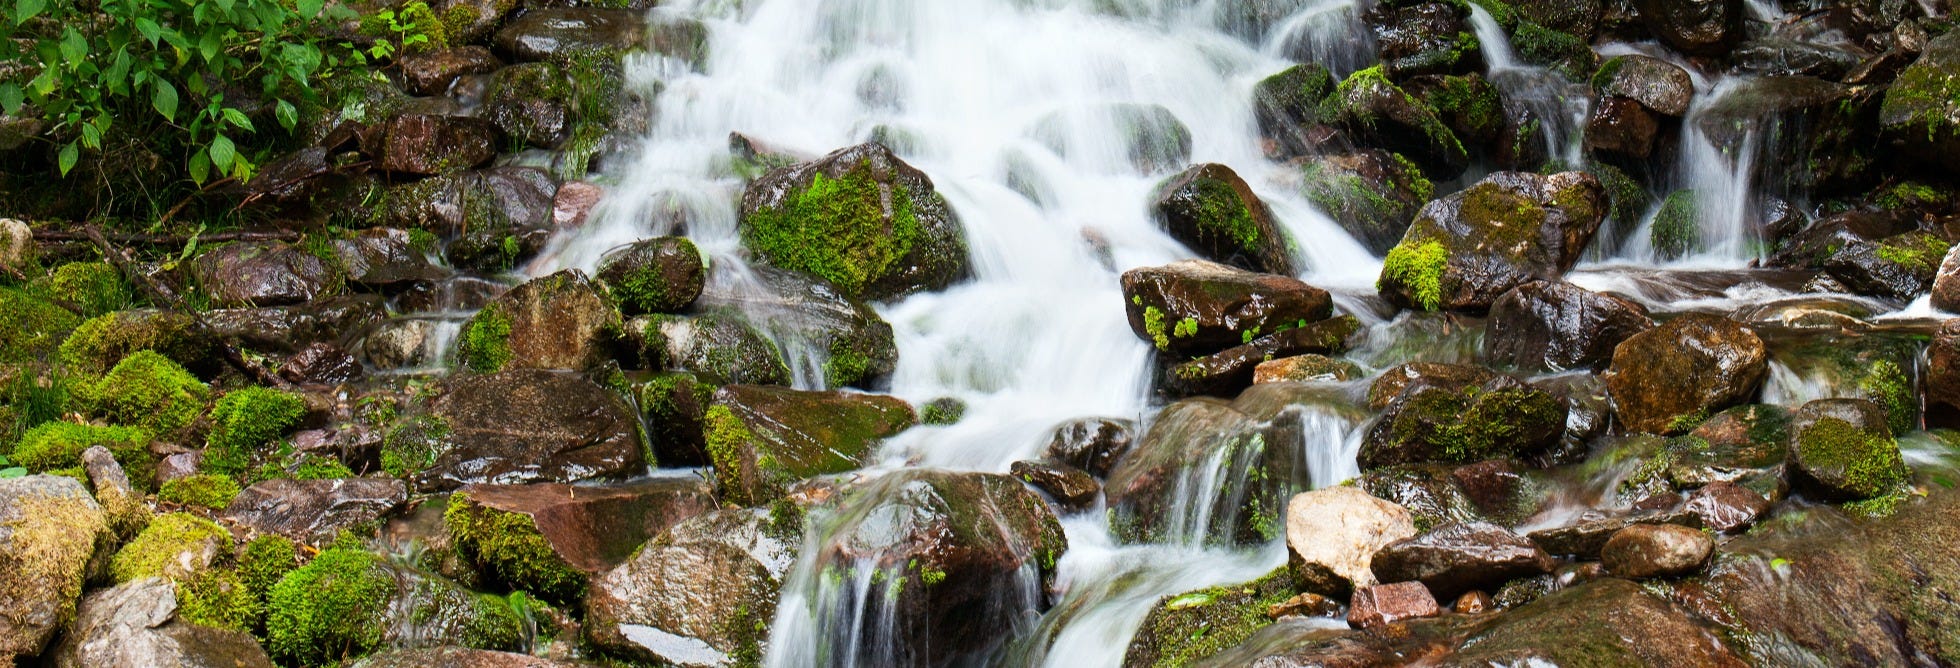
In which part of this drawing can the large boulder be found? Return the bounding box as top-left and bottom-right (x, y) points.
(0, 475), (110, 663)
(410, 369), (647, 491)
(492, 8), (645, 61)
(222, 478), (409, 544)
(456, 270), (620, 373)
(1931, 319), (1960, 427)
(703, 385), (915, 505)
(1358, 375), (1567, 469)
(1318, 66), (1468, 179)
(1631, 0), (1740, 56)
(1786, 398), (1907, 500)
(445, 479), (716, 604)
(1120, 259), (1331, 356)
(331, 233), (447, 289)
(1824, 231), (1950, 302)
(1879, 32), (1960, 172)
(1592, 55), (1695, 117)
(692, 265), (899, 389)
(368, 113), (498, 175)
(1932, 247), (1960, 313)
(586, 508), (799, 666)
(1149, 164), (1296, 276)
(629, 312), (790, 386)
(1695, 77), (1877, 196)
(1484, 280), (1652, 372)
(1122, 568), (1296, 667)
(1296, 150), (1434, 255)
(1366, 1), (1482, 78)
(596, 237), (706, 315)
(192, 241), (341, 308)
(1603, 313), (1768, 434)
(1375, 171), (1606, 313)
(1370, 521), (1557, 601)
(737, 143), (968, 301)
(1285, 487), (1417, 597)
(46, 578), (276, 668)
(265, 548), (522, 666)
(204, 295), (387, 354)
(1252, 63), (1335, 159)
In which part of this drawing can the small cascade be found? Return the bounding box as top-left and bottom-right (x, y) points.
(1614, 76), (1766, 267)
(1466, 5), (1592, 170)
(1260, 0), (1377, 77)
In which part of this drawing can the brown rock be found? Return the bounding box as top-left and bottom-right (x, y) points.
(421, 369), (647, 491)
(1485, 280), (1652, 372)
(192, 241), (340, 308)
(1268, 592), (1343, 619)
(1347, 581), (1440, 629)
(1149, 164), (1296, 275)
(1120, 259), (1331, 356)
(1603, 313), (1768, 434)
(460, 270), (620, 372)
(1585, 96), (1660, 160)
(1009, 460), (1100, 510)
(1365, 362), (1497, 410)
(452, 479), (716, 574)
(1253, 354), (1362, 384)
(1454, 590), (1494, 614)
(1162, 315), (1359, 397)
(371, 114), (497, 175)
(553, 181), (605, 229)
(1601, 523), (1714, 578)
(1685, 481), (1772, 532)
(397, 46), (503, 96)
(1527, 511), (1703, 558)
(223, 478), (408, 543)
(1286, 486), (1418, 597)
(1932, 319), (1960, 428)
(1371, 522), (1558, 600)
(1043, 417), (1135, 477)
(281, 343), (363, 385)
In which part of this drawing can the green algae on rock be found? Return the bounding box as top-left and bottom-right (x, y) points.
(704, 385), (916, 506)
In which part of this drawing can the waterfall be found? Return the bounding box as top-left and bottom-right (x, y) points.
(1466, 5), (1591, 171)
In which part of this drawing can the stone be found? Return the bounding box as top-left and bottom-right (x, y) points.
(1148, 164), (1296, 276)
(398, 46), (503, 96)
(1526, 511), (1703, 559)
(456, 270), (620, 373)
(1584, 96), (1660, 161)
(417, 369), (647, 491)
(222, 478), (409, 543)
(352, 647), (593, 668)
(204, 295), (388, 354)
(1319, 66), (1469, 179)
(46, 578), (276, 668)
(449, 478), (716, 582)
(1346, 581), (1440, 630)
(1933, 246), (1960, 313)
(597, 236), (705, 315)
(1370, 522), (1557, 600)
(1253, 354), (1363, 384)
(1285, 486), (1417, 597)
(370, 114), (498, 175)
(586, 508), (797, 666)
(1632, 0), (1740, 56)
(263, 548), (521, 665)
(1879, 32), (1960, 172)
(630, 312), (789, 385)
(1454, 590), (1494, 614)
(191, 241), (340, 308)
(1366, 1), (1482, 78)
(1376, 171), (1606, 313)
(702, 384), (915, 505)
(1269, 592), (1343, 619)
(1485, 280), (1651, 372)
(0, 475), (109, 662)
(1786, 398), (1908, 500)
(1601, 523), (1715, 578)
(1010, 460), (1100, 510)
(492, 8), (645, 62)
(1931, 320), (1960, 428)
(331, 232), (446, 289)
(281, 342), (364, 385)
(1122, 569), (1296, 667)
(1366, 362), (1498, 410)
(384, 168), (557, 270)
(1295, 149), (1433, 255)
(1161, 315), (1359, 397)
(553, 181), (605, 229)
(1824, 231), (1950, 302)
(0, 218), (33, 277)
(482, 62), (573, 148)
(1043, 417), (1135, 477)
(1120, 259), (1331, 356)
(691, 265), (900, 389)
(1358, 375), (1567, 468)
(1603, 313), (1769, 435)
(1592, 55), (1694, 116)
(81, 445), (147, 538)
(1252, 63), (1335, 159)
(1445, 578), (1746, 665)
(1685, 481), (1771, 532)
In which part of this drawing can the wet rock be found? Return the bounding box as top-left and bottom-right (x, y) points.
(493, 8), (645, 62)
(1453, 589), (1494, 614)
(1824, 231), (1950, 301)
(1252, 63), (1335, 159)
(1931, 320), (1960, 427)
(1376, 171), (1606, 313)
(482, 62), (574, 148)
(1733, 38), (1863, 79)
(1319, 66), (1468, 179)
(281, 342), (364, 385)
(1632, 0), (1740, 56)
(1029, 102), (1191, 175)
(1253, 354), (1363, 384)
(446, 479), (716, 603)
(1162, 315), (1359, 397)
(1366, 1), (1482, 78)
(356, 318), (443, 370)
(1786, 398), (1907, 500)
(1685, 481), (1772, 532)
(1879, 32), (1960, 171)
(553, 181), (604, 229)
(1358, 463), (1490, 533)
(1763, 334), (1919, 435)
(370, 114), (498, 175)
(1123, 568), (1296, 667)
(1120, 259), (1330, 356)
(1769, 211), (1916, 271)
(1370, 522), (1556, 601)
(81, 446), (147, 539)
(1526, 512), (1705, 559)
(1295, 150), (1433, 255)
(331, 233), (446, 288)
(384, 168), (556, 269)
(1695, 77), (1878, 195)
(1359, 375), (1566, 468)
(0, 475), (109, 662)
(417, 369), (646, 491)
(46, 578), (275, 668)
(630, 312), (789, 386)
(1149, 164), (1295, 276)
(1604, 313), (1768, 435)
(597, 237), (705, 315)
(632, 371), (716, 467)
(1932, 247), (1960, 313)
(1286, 486), (1417, 597)
(1601, 523), (1714, 578)
(1584, 96), (1660, 161)
(456, 270), (620, 373)
(1346, 581), (1440, 630)
(1591, 54), (1694, 116)
(1270, 592), (1344, 619)
(0, 218), (33, 277)
(1485, 280), (1652, 372)
(694, 265), (899, 389)
(1043, 417), (1135, 477)
(222, 478), (408, 543)
(264, 547), (522, 665)
(399, 46), (503, 96)
(1407, 73), (1503, 149)
(586, 508), (796, 667)
(1365, 362), (1497, 410)
(1010, 460), (1100, 510)
(703, 384), (915, 505)
(191, 241), (340, 308)
(738, 142), (968, 301)
(205, 295), (388, 354)
(1105, 398), (1295, 545)
(352, 647), (592, 668)
(1451, 578), (1746, 665)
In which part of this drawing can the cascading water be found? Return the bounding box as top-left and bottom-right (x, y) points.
(1466, 5), (1590, 171)
(1628, 75), (1769, 266)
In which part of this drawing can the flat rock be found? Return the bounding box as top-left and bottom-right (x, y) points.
(223, 478), (409, 543)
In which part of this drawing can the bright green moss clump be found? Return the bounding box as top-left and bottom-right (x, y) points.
(1380, 240), (1448, 311)
(741, 164), (922, 297)
(1126, 567), (1295, 668)
(1187, 176), (1263, 254)
(0, 287), (81, 363)
(203, 387), (307, 477)
(1652, 190), (1699, 260)
(1796, 417), (1908, 499)
(703, 403), (758, 502)
(457, 303), (514, 373)
(240, 534), (299, 601)
(920, 397), (967, 426)
(265, 548), (400, 665)
(176, 568), (261, 631)
(31, 262), (132, 317)
(444, 492), (586, 604)
(1861, 359), (1918, 436)
(110, 512), (231, 583)
(159, 473), (243, 509)
(73, 350), (209, 434)
(57, 310), (207, 375)
(10, 422), (155, 489)
(1874, 232), (1951, 275)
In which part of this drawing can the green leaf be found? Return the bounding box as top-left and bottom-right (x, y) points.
(198, 30), (221, 62)
(209, 135), (236, 174)
(178, 224), (205, 262)
(136, 17), (163, 45)
(59, 28), (86, 64)
(0, 467), (26, 479)
(275, 99), (297, 131)
(297, 0), (323, 17)
(152, 79), (178, 121)
(0, 84), (20, 115)
(221, 107), (253, 131)
(13, 0), (43, 25)
(57, 141), (78, 176)
(80, 121), (100, 148)
(188, 147), (211, 184)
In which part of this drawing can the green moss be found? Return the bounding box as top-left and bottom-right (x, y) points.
(30, 262), (132, 318)
(1874, 233), (1950, 275)
(202, 387), (306, 478)
(380, 415), (452, 478)
(1797, 417), (1909, 499)
(703, 403), (757, 502)
(740, 163), (923, 297)
(1427, 74), (1501, 140)
(1403, 383), (1566, 463)
(239, 534), (299, 603)
(1668, 407), (1712, 434)
(823, 339), (874, 387)
(11, 422), (155, 490)
(1880, 41), (1960, 143)
(1127, 567), (1295, 668)
(1843, 486), (1914, 518)
(2, 369), (71, 444)
(457, 303), (513, 373)
(1586, 162), (1649, 230)
(1861, 359), (1917, 436)
(177, 568), (261, 631)
(1874, 182), (1948, 211)
(1466, 0), (1518, 29)
(72, 349), (208, 435)
(265, 548), (400, 665)
(57, 310), (206, 375)
(1187, 176), (1263, 255)
(110, 512), (230, 583)
(920, 397), (967, 426)
(1513, 21), (1593, 78)
(1380, 240), (1448, 311)
(1652, 190), (1699, 260)
(444, 493), (586, 605)
(0, 287), (81, 364)
(159, 474), (243, 509)
(1590, 56), (1628, 91)
(1143, 306), (1172, 350)
(3, 491), (107, 639)
(292, 453), (355, 480)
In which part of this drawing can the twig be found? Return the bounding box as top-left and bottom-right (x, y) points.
(157, 177), (239, 227)
(35, 230), (303, 244)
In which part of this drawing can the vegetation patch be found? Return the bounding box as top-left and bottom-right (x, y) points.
(444, 493), (586, 605)
(203, 387), (307, 478)
(110, 512), (230, 583)
(740, 162), (922, 297)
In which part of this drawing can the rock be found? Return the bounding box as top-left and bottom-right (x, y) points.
(264, 548), (522, 665)
(331, 232), (446, 289)
(1592, 55), (1694, 116)
(1446, 578), (1745, 665)
(1376, 171), (1606, 313)
(1407, 74), (1503, 149)
(281, 343), (364, 385)
(482, 62), (574, 148)
(630, 312), (789, 386)
(384, 168), (557, 271)
(1029, 102), (1191, 175)
(1366, 362), (1498, 410)
(0, 475), (109, 662)
(1695, 77), (1877, 196)
(1786, 398), (1907, 500)
(703, 384), (914, 505)
(222, 478), (408, 543)
(1253, 354), (1363, 384)
(1269, 592), (1344, 619)
(1526, 512), (1704, 559)
(191, 241), (340, 308)
(1732, 38), (1863, 79)
(370, 114), (498, 175)
(553, 181), (604, 229)
(1010, 460), (1100, 510)
(1370, 522), (1556, 601)
(357, 318), (443, 370)
(1252, 63), (1335, 159)
(1119, 259), (1330, 356)
(1685, 481), (1771, 532)
(399, 46), (503, 96)
(204, 295), (387, 354)
(1104, 398), (1297, 545)
(456, 270), (620, 373)
(1296, 150), (1434, 255)
(1285, 486), (1417, 597)
(585, 509), (794, 666)
(1453, 590), (1494, 614)
(492, 8), (645, 62)
(1933, 247), (1960, 313)
(46, 578), (275, 668)
(1346, 581), (1440, 630)
(799, 470), (1066, 665)
(1122, 568), (1296, 667)
(1043, 418), (1135, 477)
(1359, 375), (1566, 469)
(1584, 96), (1660, 161)
(1824, 231), (1950, 301)
(446, 479), (716, 603)
(1319, 66), (1468, 179)
(1603, 313), (1768, 435)
(352, 647), (593, 667)
(1358, 463), (1491, 532)
(1931, 320), (1960, 427)
(1601, 523), (1714, 578)
(81, 446), (147, 539)
(1879, 32), (1960, 172)
(1366, 1), (1481, 78)
(597, 237), (705, 315)
(693, 265), (899, 389)
(1161, 315), (1359, 397)
(0, 218), (33, 277)
(1484, 280), (1651, 372)
(1148, 164), (1295, 276)
(414, 369), (646, 491)
(1632, 0), (1740, 56)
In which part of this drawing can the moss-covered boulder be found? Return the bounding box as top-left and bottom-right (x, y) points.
(385, 167), (558, 273)
(200, 386), (307, 477)
(330, 232), (447, 290)
(1296, 150), (1433, 255)
(265, 547), (522, 666)
(396, 370), (644, 491)
(28, 262), (132, 318)
(704, 384), (914, 505)
(0, 287), (79, 364)
(0, 475), (110, 663)
(456, 269), (620, 373)
(737, 142), (968, 301)
(1484, 280), (1651, 373)
(1695, 76), (1878, 196)
(596, 236), (705, 315)
(1375, 171), (1605, 313)
(1603, 313), (1769, 435)
(10, 422), (155, 491)
(1584, 96), (1660, 162)
(1365, 1), (1483, 78)
(1317, 65), (1468, 179)
(1252, 63), (1336, 159)
(56, 309), (214, 376)
(630, 312), (790, 385)
(1786, 398), (1907, 501)
(444, 479), (715, 605)
(1358, 375), (1567, 469)
(109, 512), (230, 584)
(1824, 231), (1951, 302)
(586, 507), (799, 666)
(1650, 188), (1699, 260)
(190, 241), (342, 308)
(47, 577), (275, 668)
(1879, 31), (1960, 172)
(482, 62), (573, 149)
(1121, 568), (1296, 668)
(1120, 259), (1331, 357)
(71, 350), (209, 435)
(491, 7), (642, 61)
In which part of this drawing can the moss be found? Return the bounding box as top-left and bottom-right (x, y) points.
(1380, 240), (1448, 311)
(202, 387), (307, 478)
(70, 349), (207, 436)
(2, 369), (71, 444)
(703, 403), (757, 502)
(292, 453), (355, 480)
(0, 287), (81, 364)
(1426, 74), (1502, 140)
(1796, 417), (1909, 499)
(1187, 176), (1264, 255)
(1874, 182), (1948, 211)
(1861, 359), (1917, 436)
(1879, 41), (1960, 143)
(1668, 407), (1712, 433)
(1587, 162), (1649, 230)
(381, 415), (452, 478)
(110, 512), (231, 583)
(823, 339), (874, 388)
(1652, 190), (1699, 260)
(1874, 233), (1950, 275)
(1127, 567), (1295, 667)
(177, 568), (261, 631)
(1466, 0), (1518, 29)
(239, 534), (299, 603)
(265, 548), (400, 665)
(1512, 20), (1593, 78)
(1843, 486), (1914, 518)
(1143, 306), (1172, 350)
(920, 397), (966, 426)
(57, 309), (207, 375)
(457, 303), (513, 373)
(11, 422), (155, 490)
(30, 262), (132, 318)
(740, 163), (923, 297)
(444, 492), (586, 605)
(2, 490), (107, 639)
(159, 473), (243, 509)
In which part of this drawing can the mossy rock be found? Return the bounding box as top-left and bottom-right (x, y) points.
(737, 142), (969, 301)
(110, 512), (231, 583)
(1103, 397), (1309, 545)
(456, 269), (621, 373)
(1651, 189), (1699, 260)
(635, 370), (717, 466)
(159, 474), (244, 510)
(482, 62), (574, 149)
(1121, 567), (1296, 668)
(1787, 399), (1908, 501)
(27, 262), (132, 318)
(1297, 150), (1433, 255)
(1359, 375), (1567, 468)
(1879, 32), (1960, 172)
(1407, 73), (1503, 148)
(10, 422), (156, 491)
(1150, 163), (1296, 275)
(703, 385), (915, 506)
(1768, 335), (1921, 436)
(1510, 20), (1597, 79)
(632, 312), (791, 386)
(0, 475), (110, 661)
(1317, 65), (1468, 179)
(1252, 63), (1336, 158)
(1824, 231), (1951, 302)
(443, 489), (586, 605)
(69, 349), (208, 436)
(596, 236), (706, 315)
(1376, 171), (1607, 312)
(201, 387), (308, 478)
(0, 287), (80, 365)
(265, 547), (522, 666)
(57, 309), (215, 376)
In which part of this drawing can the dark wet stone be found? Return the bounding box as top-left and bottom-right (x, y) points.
(281, 343), (364, 385)
(702, 385), (915, 506)
(398, 47), (503, 96)
(1685, 481), (1772, 532)
(1601, 523), (1714, 578)
(1366, 1), (1482, 78)
(492, 8), (645, 62)
(1879, 32), (1960, 172)
(331, 232), (447, 288)
(1149, 164), (1296, 275)
(1294, 149), (1433, 255)
(1359, 375), (1566, 469)
(1346, 581), (1440, 630)
(1632, 0), (1740, 56)
(1252, 63), (1335, 159)
(596, 237), (705, 316)
(420, 369), (647, 491)
(223, 478), (408, 543)
(1120, 259), (1331, 357)
(1485, 280), (1651, 372)
(1010, 460), (1100, 510)
(1786, 398), (1907, 500)
(1161, 316), (1359, 398)
(585, 507), (795, 667)
(1043, 417), (1135, 478)
(192, 241), (340, 308)
(629, 312), (789, 386)
(1592, 54), (1694, 116)
(1375, 171), (1606, 313)
(1930, 320), (1960, 428)
(452, 478), (716, 575)
(457, 270), (621, 373)
(1584, 96), (1660, 161)
(1318, 67), (1468, 179)
(368, 114), (498, 175)
(1526, 511), (1703, 559)
(1370, 522), (1557, 601)
(204, 295), (388, 354)
(1824, 231), (1950, 302)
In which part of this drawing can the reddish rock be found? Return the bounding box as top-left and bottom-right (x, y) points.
(1930, 320), (1960, 428)
(553, 181), (605, 229)
(1602, 523), (1715, 578)
(1454, 590), (1494, 614)
(1267, 592), (1344, 619)
(1603, 313), (1768, 435)
(1585, 96), (1660, 160)
(223, 478), (409, 543)
(451, 478), (717, 574)
(1371, 522), (1558, 600)
(1009, 460), (1100, 510)
(397, 46), (502, 96)
(371, 114), (497, 175)
(1347, 581), (1441, 629)
(281, 343), (363, 385)
(1685, 481), (1772, 532)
